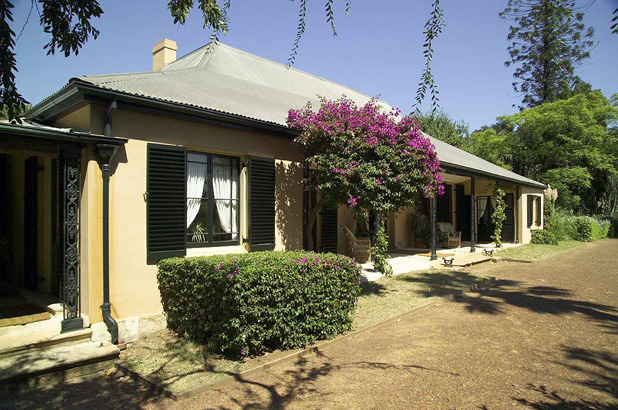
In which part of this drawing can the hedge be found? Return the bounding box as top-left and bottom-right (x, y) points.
(546, 212), (610, 242)
(157, 251), (362, 359)
(531, 229), (558, 245)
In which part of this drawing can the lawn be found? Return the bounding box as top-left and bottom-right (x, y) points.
(119, 269), (489, 394)
(495, 240), (584, 262)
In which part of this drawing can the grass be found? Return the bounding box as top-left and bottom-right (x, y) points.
(495, 240), (584, 262)
(354, 269), (488, 329)
(120, 269), (488, 394)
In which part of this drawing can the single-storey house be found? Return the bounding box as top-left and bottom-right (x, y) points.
(0, 40), (545, 342)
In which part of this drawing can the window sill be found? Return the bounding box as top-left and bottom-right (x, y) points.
(186, 245), (245, 257)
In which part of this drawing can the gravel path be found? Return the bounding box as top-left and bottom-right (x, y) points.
(3, 239), (617, 410)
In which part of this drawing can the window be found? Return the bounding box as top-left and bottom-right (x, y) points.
(186, 152), (240, 246)
(147, 144), (275, 261)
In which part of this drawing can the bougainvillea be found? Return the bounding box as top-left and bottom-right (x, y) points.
(288, 97), (443, 212)
(287, 97), (443, 271)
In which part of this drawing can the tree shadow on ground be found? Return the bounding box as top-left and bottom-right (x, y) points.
(454, 279), (618, 333)
(360, 281), (388, 296)
(398, 270), (494, 298)
(0, 368), (163, 410)
(477, 346), (618, 410)
(218, 350), (461, 410)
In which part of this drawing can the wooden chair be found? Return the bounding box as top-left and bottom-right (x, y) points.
(340, 225), (372, 263)
(437, 222), (461, 248)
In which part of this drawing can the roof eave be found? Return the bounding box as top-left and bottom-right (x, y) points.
(26, 80), (298, 139)
(0, 122), (127, 146)
(441, 163), (546, 189)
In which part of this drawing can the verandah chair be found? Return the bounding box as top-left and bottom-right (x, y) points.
(340, 225), (372, 263)
(437, 222), (461, 248)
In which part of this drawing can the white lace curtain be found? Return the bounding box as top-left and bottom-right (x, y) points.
(477, 197), (488, 223)
(186, 162), (207, 228)
(213, 165), (238, 239)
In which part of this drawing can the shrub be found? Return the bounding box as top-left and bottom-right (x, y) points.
(544, 212), (609, 242)
(571, 216), (609, 242)
(547, 211), (577, 241)
(531, 229), (558, 245)
(157, 251), (362, 359)
(590, 217), (610, 241)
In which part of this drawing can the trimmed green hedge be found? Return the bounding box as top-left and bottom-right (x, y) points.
(157, 251), (362, 359)
(531, 229), (558, 245)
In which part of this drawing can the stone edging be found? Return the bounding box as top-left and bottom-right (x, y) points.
(115, 276), (496, 401)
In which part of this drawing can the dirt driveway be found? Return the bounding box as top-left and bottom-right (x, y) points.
(3, 239), (617, 410)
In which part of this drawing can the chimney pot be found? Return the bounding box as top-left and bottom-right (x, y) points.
(152, 39), (177, 71)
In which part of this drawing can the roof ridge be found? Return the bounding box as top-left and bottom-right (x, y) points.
(213, 42), (381, 103)
(162, 42), (214, 70)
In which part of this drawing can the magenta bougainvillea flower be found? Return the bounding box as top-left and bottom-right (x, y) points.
(287, 97), (443, 212)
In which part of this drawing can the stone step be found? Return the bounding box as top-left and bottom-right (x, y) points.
(0, 341), (119, 391)
(0, 318), (92, 357)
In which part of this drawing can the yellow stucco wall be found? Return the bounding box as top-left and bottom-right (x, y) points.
(56, 105), (304, 322)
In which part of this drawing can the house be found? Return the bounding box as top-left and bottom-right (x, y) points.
(0, 40), (545, 344)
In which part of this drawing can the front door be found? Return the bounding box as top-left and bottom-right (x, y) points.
(477, 196), (495, 243)
(455, 185), (471, 241)
(24, 157), (38, 291)
(502, 193), (515, 242)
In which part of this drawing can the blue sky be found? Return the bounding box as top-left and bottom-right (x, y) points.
(10, 0), (618, 131)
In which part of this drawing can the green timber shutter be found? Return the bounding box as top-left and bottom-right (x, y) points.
(527, 196), (534, 228)
(535, 196), (542, 225)
(249, 156), (275, 251)
(147, 144), (186, 262)
(322, 205), (338, 253)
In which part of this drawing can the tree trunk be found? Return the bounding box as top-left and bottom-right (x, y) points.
(306, 198), (324, 252)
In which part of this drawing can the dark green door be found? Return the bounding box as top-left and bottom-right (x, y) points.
(24, 157), (38, 291)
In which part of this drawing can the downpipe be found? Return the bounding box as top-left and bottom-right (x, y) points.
(98, 99), (119, 345)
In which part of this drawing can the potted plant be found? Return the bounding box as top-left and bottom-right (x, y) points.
(408, 209), (430, 248)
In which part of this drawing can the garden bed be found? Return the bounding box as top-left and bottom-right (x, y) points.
(118, 268), (488, 396)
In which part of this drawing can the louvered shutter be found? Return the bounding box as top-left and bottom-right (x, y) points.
(147, 144), (186, 262)
(321, 205), (338, 253)
(249, 156), (275, 251)
(535, 196), (542, 225)
(527, 196), (534, 228)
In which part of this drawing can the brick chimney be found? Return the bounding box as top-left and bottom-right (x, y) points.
(152, 39), (177, 71)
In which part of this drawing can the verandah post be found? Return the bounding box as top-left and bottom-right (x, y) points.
(431, 191), (438, 261)
(470, 177), (476, 252)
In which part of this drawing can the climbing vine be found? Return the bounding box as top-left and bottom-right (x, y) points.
(491, 186), (506, 248)
(372, 219), (393, 277)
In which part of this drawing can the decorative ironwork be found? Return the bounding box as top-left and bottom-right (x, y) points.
(60, 146), (83, 332)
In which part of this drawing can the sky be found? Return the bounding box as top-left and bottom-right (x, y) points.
(10, 0), (618, 131)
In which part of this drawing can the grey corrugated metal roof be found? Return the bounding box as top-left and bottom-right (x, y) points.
(79, 42), (390, 127)
(69, 42), (544, 188)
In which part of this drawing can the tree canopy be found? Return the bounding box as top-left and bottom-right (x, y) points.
(497, 91), (618, 212)
(500, 0), (595, 108)
(415, 110), (469, 148)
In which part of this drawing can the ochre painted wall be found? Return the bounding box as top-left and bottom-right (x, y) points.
(56, 105), (304, 322)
